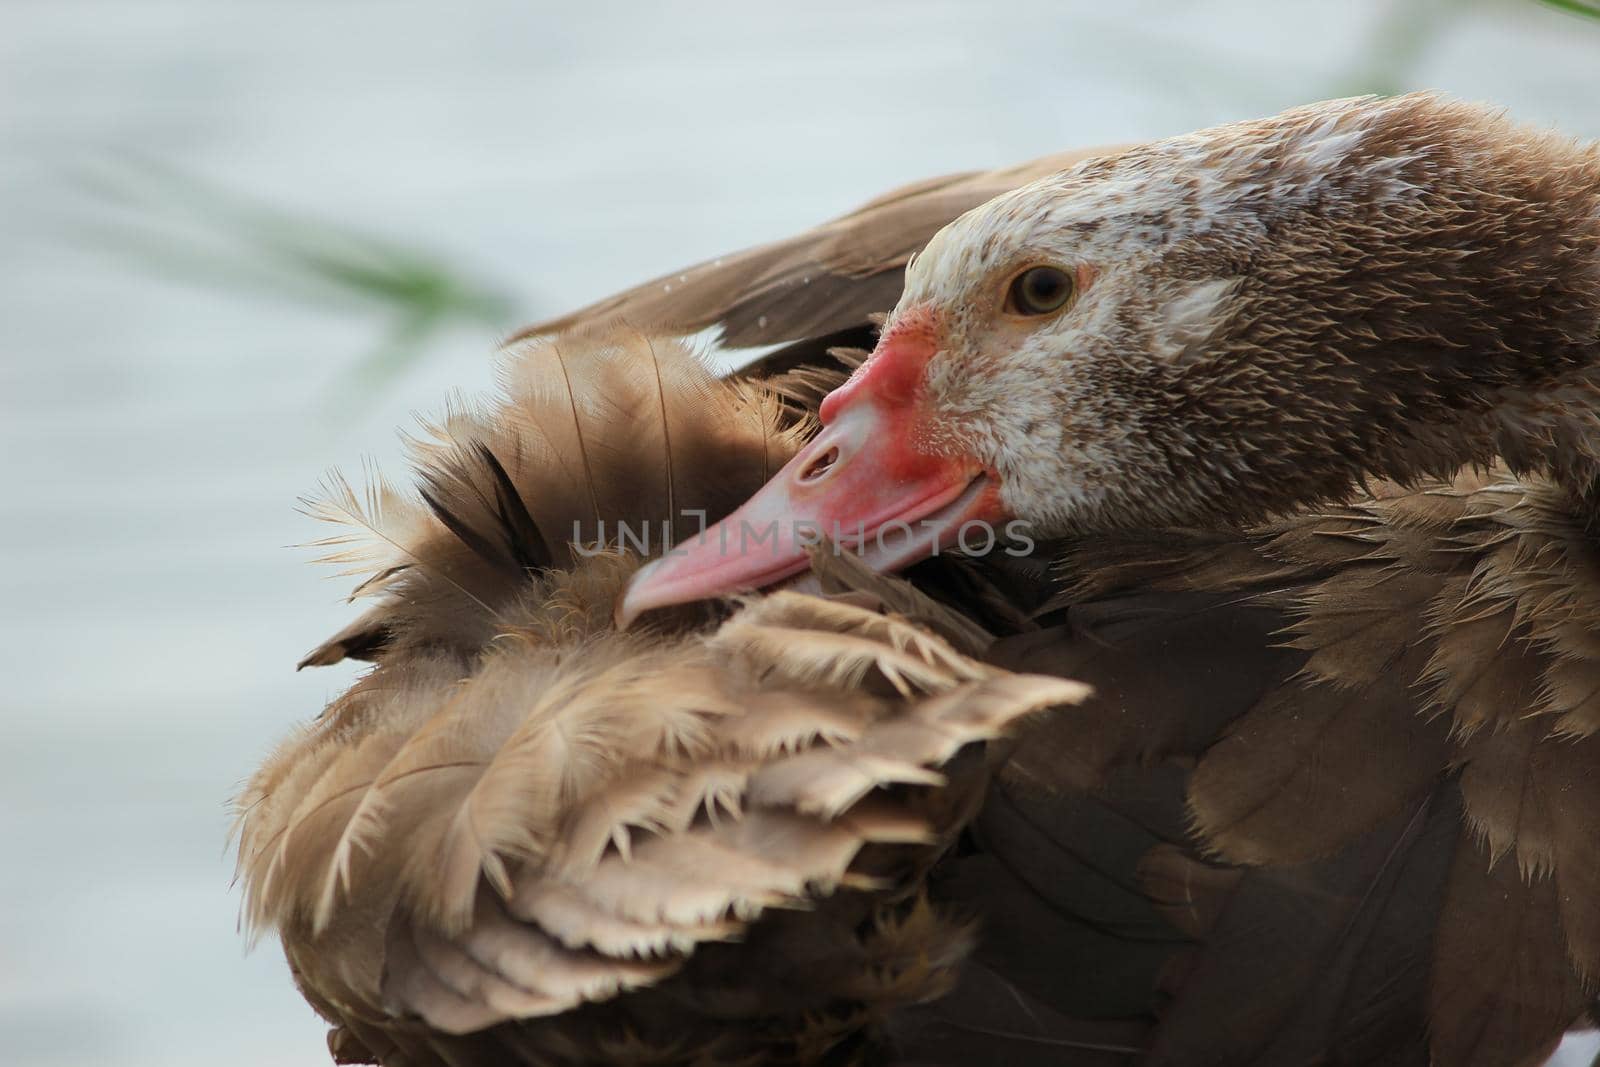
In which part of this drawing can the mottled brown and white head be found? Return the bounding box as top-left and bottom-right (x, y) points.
(621, 93), (1600, 622)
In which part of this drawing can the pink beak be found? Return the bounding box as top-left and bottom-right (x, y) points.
(616, 314), (1002, 627)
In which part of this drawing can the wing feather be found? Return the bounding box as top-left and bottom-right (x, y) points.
(511, 146), (1130, 351)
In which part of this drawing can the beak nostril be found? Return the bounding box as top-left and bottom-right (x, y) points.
(798, 446), (840, 483)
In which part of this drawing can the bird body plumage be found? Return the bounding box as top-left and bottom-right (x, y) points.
(238, 94), (1600, 1066)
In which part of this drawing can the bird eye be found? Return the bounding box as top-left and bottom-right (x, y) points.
(1005, 265), (1076, 317)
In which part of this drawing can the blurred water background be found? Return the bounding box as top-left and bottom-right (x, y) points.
(4, 1), (1600, 1064)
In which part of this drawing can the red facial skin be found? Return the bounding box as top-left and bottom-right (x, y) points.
(615, 305), (1005, 627)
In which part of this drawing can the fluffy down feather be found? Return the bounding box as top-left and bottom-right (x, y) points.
(236, 329), (1087, 1067)
(295, 328), (820, 670)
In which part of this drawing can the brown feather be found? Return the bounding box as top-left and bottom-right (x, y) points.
(296, 328), (816, 668)
(982, 469), (1598, 1062)
(1188, 645), (1453, 866)
(1429, 835), (1589, 1067)
(243, 448), (1085, 1064)
(1134, 845), (1242, 940)
(510, 146), (1131, 351)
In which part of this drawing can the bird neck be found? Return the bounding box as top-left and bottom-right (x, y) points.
(1271, 154), (1600, 529)
(1255, 104), (1600, 528)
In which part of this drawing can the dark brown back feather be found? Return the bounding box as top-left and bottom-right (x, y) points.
(974, 475), (1600, 1066)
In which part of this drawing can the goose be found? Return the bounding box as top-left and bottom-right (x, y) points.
(239, 93), (1600, 1066)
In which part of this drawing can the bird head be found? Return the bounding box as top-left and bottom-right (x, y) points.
(619, 93), (1600, 625)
